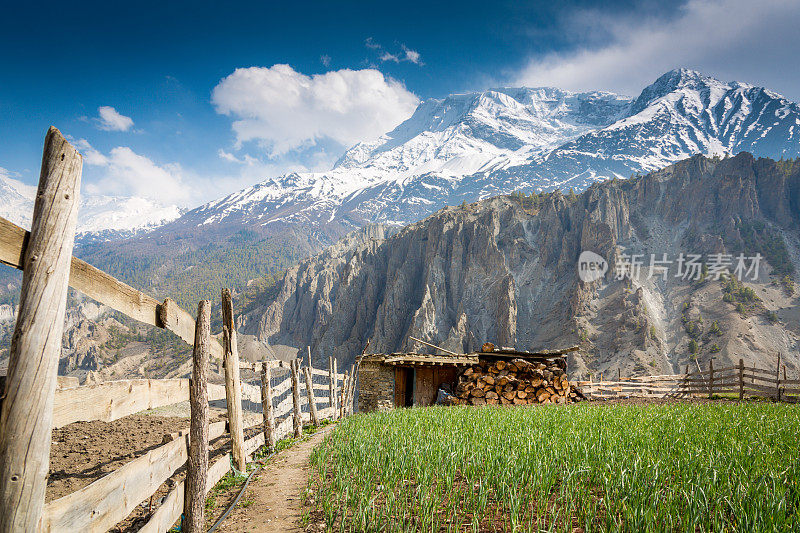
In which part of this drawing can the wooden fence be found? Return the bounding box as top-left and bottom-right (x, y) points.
(0, 128), (360, 532)
(577, 358), (799, 402)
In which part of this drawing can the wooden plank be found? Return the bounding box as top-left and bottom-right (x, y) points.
(312, 367), (328, 378)
(42, 435), (187, 532)
(686, 364), (738, 377)
(221, 288), (245, 472)
(140, 446), (236, 533)
(274, 417), (293, 441)
(743, 382), (781, 393)
(241, 382), (262, 403)
(163, 420), (227, 444)
(53, 379), (189, 428)
(746, 366), (777, 376)
(0, 128), (82, 533)
(137, 474), (184, 533)
(274, 397), (293, 418)
(244, 432), (265, 457)
(184, 301), (210, 533)
(0, 217), (227, 361)
(271, 377), (292, 397)
(742, 373), (781, 384)
(206, 453), (232, 492)
(51, 379), (225, 428)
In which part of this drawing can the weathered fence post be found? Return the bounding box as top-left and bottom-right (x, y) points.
(332, 358), (339, 420)
(260, 362), (276, 450)
(776, 353), (782, 402)
(339, 371), (350, 419)
(738, 358), (744, 401)
(221, 288), (245, 471)
(328, 356), (337, 420)
(708, 359), (714, 399)
(348, 364), (359, 415)
(184, 300), (210, 533)
(0, 127), (81, 533)
(304, 367), (319, 426)
(291, 359), (302, 437)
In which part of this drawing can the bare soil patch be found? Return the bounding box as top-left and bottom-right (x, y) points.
(47, 406), (263, 532)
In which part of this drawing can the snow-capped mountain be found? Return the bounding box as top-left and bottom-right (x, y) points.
(187, 69), (800, 232)
(0, 172), (38, 229)
(0, 173), (182, 241)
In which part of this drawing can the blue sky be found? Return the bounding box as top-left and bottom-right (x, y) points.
(2, 0), (799, 209)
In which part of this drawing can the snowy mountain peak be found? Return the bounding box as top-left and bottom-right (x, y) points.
(333, 86), (633, 177)
(0, 173), (182, 242)
(124, 70), (800, 241)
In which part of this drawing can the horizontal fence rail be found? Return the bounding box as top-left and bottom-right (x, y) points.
(577, 358), (798, 402)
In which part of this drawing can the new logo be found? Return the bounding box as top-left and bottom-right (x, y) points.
(578, 251), (608, 282)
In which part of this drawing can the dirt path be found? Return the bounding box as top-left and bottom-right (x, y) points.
(216, 426), (334, 532)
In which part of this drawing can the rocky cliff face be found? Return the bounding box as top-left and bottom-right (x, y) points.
(243, 153), (800, 378)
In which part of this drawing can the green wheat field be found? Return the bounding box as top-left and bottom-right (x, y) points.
(308, 403), (800, 532)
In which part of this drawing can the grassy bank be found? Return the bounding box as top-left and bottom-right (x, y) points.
(308, 403), (800, 532)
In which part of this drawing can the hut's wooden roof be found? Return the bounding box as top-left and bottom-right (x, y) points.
(359, 346), (578, 366)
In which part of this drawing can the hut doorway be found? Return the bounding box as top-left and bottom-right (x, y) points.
(394, 367), (414, 407)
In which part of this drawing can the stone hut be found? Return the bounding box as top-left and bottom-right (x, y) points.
(357, 345), (579, 412)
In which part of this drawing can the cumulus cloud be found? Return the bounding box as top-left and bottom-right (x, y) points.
(96, 106), (134, 132)
(211, 64), (419, 156)
(514, 0), (800, 100)
(75, 139), (191, 204)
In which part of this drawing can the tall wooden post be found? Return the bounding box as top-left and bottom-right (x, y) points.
(333, 358), (339, 420)
(328, 356), (337, 420)
(304, 367), (319, 426)
(291, 359), (302, 437)
(221, 288), (245, 471)
(776, 353), (782, 402)
(617, 368), (621, 382)
(708, 359), (714, 399)
(738, 358), (744, 401)
(184, 300), (210, 533)
(307, 345), (312, 368)
(339, 371), (350, 419)
(260, 362), (276, 450)
(348, 364), (359, 415)
(0, 127), (81, 533)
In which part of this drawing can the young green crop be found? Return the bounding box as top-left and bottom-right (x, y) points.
(308, 403), (800, 532)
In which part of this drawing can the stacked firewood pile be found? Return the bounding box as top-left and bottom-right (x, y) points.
(454, 358), (579, 405)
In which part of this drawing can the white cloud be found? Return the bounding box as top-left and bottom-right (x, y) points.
(402, 46), (422, 65)
(211, 64), (419, 156)
(320, 54), (331, 67)
(513, 0), (800, 100)
(96, 106), (134, 132)
(366, 38), (424, 66)
(76, 139), (191, 205)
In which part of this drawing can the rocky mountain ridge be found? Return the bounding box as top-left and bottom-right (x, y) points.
(242, 153), (800, 377)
